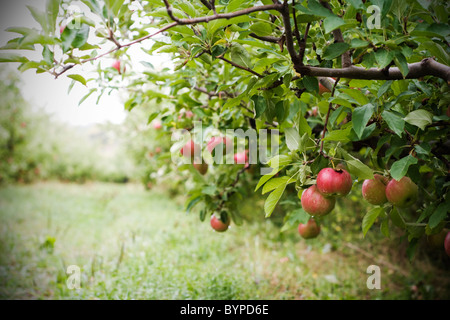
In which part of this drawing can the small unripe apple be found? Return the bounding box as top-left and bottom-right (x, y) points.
(427, 229), (447, 248)
(445, 232), (450, 257)
(298, 218), (321, 239)
(153, 120), (162, 130)
(210, 214), (230, 232)
(180, 140), (200, 159)
(362, 174), (389, 205)
(193, 162), (208, 175)
(112, 60), (125, 73)
(385, 176), (418, 208)
(301, 185), (336, 217)
(316, 168), (353, 197)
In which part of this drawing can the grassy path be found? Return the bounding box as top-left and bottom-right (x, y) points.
(0, 182), (448, 299)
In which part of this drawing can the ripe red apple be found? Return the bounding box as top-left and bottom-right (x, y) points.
(298, 218), (321, 239)
(234, 150), (249, 165)
(362, 174), (389, 205)
(301, 185), (336, 217)
(180, 140), (200, 159)
(112, 60), (125, 73)
(210, 214), (230, 232)
(445, 232), (450, 257)
(316, 168), (353, 197)
(193, 162), (208, 175)
(385, 176), (418, 208)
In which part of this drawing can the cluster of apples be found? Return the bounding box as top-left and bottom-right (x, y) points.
(179, 137), (249, 233)
(362, 175), (418, 207)
(298, 167), (353, 239)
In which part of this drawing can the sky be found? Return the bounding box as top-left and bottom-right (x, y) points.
(0, 0), (171, 126)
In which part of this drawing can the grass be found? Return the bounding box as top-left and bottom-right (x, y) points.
(0, 182), (449, 300)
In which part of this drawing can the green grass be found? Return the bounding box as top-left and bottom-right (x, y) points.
(0, 182), (449, 300)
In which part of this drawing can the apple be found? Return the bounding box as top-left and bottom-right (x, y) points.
(385, 176), (418, 208)
(60, 25), (66, 34)
(362, 174), (389, 205)
(300, 185), (336, 217)
(178, 110), (194, 120)
(445, 232), (450, 257)
(153, 120), (162, 130)
(234, 150), (249, 165)
(316, 167), (353, 197)
(155, 147), (161, 154)
(319, 83), (331, 95)
(180, 140), (200, 159)
(210, 214), (230, 232)
(298, 218), (321, 239)
(427, 229), (447, 248)
(112, 60), (125, 73)
(193, 162), (208, 175)
(207, 136), (233, 154)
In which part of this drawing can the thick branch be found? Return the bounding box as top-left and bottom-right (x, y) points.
(296, 58), (450, 82)
(279, 2), (301, 65)
(163, 0), (282, 25)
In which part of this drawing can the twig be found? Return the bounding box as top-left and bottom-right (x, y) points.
(218, 54), (264, 78)
(319, 77), (340, 155)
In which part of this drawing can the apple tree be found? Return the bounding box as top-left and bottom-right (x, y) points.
(1, 0), (449, 258)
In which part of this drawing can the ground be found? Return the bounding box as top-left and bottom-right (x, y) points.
(0, 182), (448, 300)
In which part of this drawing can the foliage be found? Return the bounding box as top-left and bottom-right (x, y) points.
(1, 0), (449, 258)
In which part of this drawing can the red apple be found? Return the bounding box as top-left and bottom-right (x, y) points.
(298, 218), (321, 239)
(180, 140), (200, 159)
(301, 185), (336, 217)
(60, 25), (66, 34)
(385, 176), (418, 208)
(316, 168), (353, 197)
(210, 214), (230, 232)
(234, 150), (249, 165)
(362, 174), (389, 205)
(207, 136), (232, 154)
(319, 83), (331, 95)
(445, 232), (450, 257)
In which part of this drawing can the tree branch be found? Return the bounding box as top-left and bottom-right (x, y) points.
(217, 54), (264, 78)
(279, 1), (301, 65)
(249, 33), (281, 43)
(320, 78), (340, 155)
(163, 0), (282, 25)
(296, 58), (450, 82)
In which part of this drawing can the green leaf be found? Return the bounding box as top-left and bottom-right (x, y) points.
(377, 80), (392, 98)
(268, 155), (292, 169)
(46, 0), (61, 32)
(380, 219), (390, 238)
(226, 0), (247, 12)
(393, 52), (409, 78)
(381, 110), (404, 137)
(147, 112), (160, 125)
(323, 126), (352, 143)
(230, 42), (252, 68)
(346, 159), (373, 180)
(323, 16), (346, 34)
(341, 88), (369, 106)
(298, 112), (312, 137)
(428, 201), (450, 229)
(404, 109), (433, 130)
(78, 88), (96, 106)
(61, 24), (90, 52)
(186, 196), (202, 214)
(322, 42), (350, 60)
(67, 74), (87, 86)
(251, 95), (266, 119)
(264, 183), (286, 218)
(362, 207), (383, 237)
(0, 53), (29, 63)
(255, 166), (285, 191)
(350, 38), (369, 49)
(249, 22), (272, 37)
(421, 41), (450, 66)
(285, 127), (300, 151)
(303, 76), (319, 93)
(352, 103), (375, 139)
(262, 176), (291, 194)
(375, 48), (394, 69)
(281, 208), (310, 232)
(27, 5), (49, 33)
(390, 155), (418, 181)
